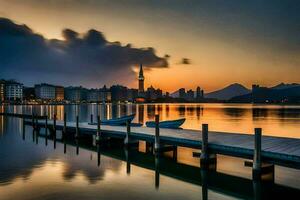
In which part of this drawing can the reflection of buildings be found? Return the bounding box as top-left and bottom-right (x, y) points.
(138, 104), (145, 124)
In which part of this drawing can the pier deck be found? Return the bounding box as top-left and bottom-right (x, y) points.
(30, 119), (300, 169)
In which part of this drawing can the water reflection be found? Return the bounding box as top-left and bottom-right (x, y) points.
(1, 103), (300, 138)
(0, 115), (300, 199)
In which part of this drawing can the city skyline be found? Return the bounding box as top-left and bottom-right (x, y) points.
(0, 0), (300, 92)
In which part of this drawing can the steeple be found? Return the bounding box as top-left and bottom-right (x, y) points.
(138, 64), (145, 93)
(138, 64), (144, 80)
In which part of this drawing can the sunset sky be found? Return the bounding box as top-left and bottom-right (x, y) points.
(0, 0), (299, 93)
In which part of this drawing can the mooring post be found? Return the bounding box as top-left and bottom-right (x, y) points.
(53, 114), (57, 138)
(200, 124), (209, 164)
(35, 117), (39, 135)
(76, 115), (79, 138)
(124, 120), (131, 147)
(155, 154), (160, 189)
(63, 112), (67, 137)
(96, 115), (101, 142)
(125, 148), (131, 174)
(45, 116), (48, 146)
(253, 128), (262, 180)
(22, 117), (25, 140)
(154, 114), (160, 153)
(32, 114), (35, 132)
(64, 139), (67, 154)
(76, 139), (79, 155)
(53, 114), (57, 149)
(97, 143), (101, 166)
(90, 114), (93, 124)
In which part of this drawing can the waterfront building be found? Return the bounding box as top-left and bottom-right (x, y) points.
(196, 86), (204, 101)
(127, 88), (138, 102)
(4, 80), (23, 101)
(146, 86), (163, 100)
(35, 84), (56, 100)
(186, 89), (195, 101)
(23, 87), (35, 101)
(111, 85), (128, 102)
(100, 86), (111, 102)
(0, 80), (5, 102)
(55, 86), (64, 101)
(179, 88), (186, 99)
(65, 86), (87, 102)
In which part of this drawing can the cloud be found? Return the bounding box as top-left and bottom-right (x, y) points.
(0, 17), (169, 87)
(180, 58), (191, 65)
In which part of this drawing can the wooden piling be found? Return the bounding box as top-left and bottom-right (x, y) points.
(35, 117), (39, 135)
(63, 112), (67, 137)
(200, 124), (209, 163)
(97, 143), (101, 166)
(76, 115), (79, 138)
(22, 117), (25, 140)
(124, 120), (131, 146)
(154, 114), (160, 153)
(45, 116), (48, 146)
(53, 114), (57, 138)
(253, 128), (262, 179)
(32, 114), (35, 132)
(53, 114), (57, 149)
(155, 154), (160, 189)
(96, 115), (101, 142)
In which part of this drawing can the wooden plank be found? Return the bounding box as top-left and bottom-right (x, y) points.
(26, 119), (300, 168)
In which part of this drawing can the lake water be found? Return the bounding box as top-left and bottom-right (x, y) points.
(0, 103), (300, 199)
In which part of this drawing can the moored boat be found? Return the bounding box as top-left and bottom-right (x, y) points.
(89, 114), (135, 126)
(146, 118), (186, 129)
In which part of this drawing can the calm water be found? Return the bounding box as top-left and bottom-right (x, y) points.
(0, 103), (300, 200)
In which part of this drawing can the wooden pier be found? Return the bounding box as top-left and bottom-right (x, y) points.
(2, 112), (300, 179)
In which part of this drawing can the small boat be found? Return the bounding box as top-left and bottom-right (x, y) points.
(89, 114), (135, 126)
(146, 118), (186, 129)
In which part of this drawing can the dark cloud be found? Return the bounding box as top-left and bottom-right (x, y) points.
(0, 18), (168, 87)
(181, 58), (191, 65)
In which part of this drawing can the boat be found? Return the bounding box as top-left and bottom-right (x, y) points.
(89, 114), (135, 126)
(146, 118), (186, 129)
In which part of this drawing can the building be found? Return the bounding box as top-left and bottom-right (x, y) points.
(23, 87), (35, 101)
(35, 84), (56, 100)
(0, 80), (5, 102)
(138, 64), (145, 94)
(55, 86), (64, 101)
(146, 86), (163, 100)
(186, 89), (195, 101)
(179, 88), (186, 99)
(99, 86), (111, 102)
(87, 89), (99, 102)
(65, 86), (87, 102)
(196, 86), (204, 100)
(127, 88), (138, 102)
(111, 85), (128, 102)
(4, 80), (23, 101)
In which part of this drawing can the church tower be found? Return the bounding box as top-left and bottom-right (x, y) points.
(138, 64), (145, 93)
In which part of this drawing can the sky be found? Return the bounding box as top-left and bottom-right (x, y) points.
(0, 0), (299, 93)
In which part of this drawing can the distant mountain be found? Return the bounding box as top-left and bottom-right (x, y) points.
(230, 85), (300, 103)
(271, 83), (300, 90)
(205, 83), (251, 100)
